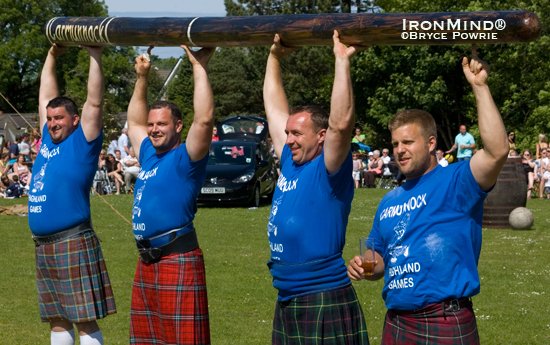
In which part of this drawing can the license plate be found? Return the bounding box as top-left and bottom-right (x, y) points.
(201, 187), (225, 194)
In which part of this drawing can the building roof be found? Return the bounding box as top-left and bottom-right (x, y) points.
(0, 113), (39, 131)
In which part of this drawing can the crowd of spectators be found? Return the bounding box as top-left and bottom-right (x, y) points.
(93, 128), (138, 195)
(0, 132), (39, 198)
(351, 125), (550, 200)
(0, 128), (138, 198)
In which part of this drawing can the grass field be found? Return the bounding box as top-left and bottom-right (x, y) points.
(0, 189), (549, 344)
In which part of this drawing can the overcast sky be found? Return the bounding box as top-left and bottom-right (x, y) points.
(103, 0), (227, 58)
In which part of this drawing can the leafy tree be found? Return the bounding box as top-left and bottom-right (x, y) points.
(0, 0), (160, 147)
(353, 0), (550, 152)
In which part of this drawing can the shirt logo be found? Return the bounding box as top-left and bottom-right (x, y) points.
(277, 173), (298, 193)
(380, 193), (427, 221)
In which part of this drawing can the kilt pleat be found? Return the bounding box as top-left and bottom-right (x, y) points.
(35, 231), (117, 323)
(272, 284), (369, 345)
(130, 248), (210, 345)
(381, 299), (480, 345)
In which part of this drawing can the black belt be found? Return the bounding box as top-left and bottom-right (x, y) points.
(32, 219), (93, 246)
(136, 229), (199, 263)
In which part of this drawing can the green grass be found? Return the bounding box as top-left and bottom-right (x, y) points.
(0, 189), (549, 344)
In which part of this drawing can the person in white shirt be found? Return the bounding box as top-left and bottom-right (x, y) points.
(118, 128), (130, 159)
(381, 148), (391, 164)
(121, 148), (140, 193)
(538, 148), (550, 199)
(436, 149), (449, 167)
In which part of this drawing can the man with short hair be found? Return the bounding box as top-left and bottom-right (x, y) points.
(127, 45), (215, 344)
(348, 46), (509, 344)
(28, 44), (115, 345)
(436, 149), (449, 167)
(19, 133), (31, 161)
(9, 135), (19, 163)
(381, 148), (391, 164)
(122, 148), (140, 193)
(118, 127), (130, 159)
(263, 32), (369, 344)
(446, 124), (476, 161)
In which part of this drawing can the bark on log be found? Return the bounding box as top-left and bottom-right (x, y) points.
(45, 11), (541, 47)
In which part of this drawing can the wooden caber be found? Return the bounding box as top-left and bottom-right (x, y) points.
(45, 11), (541, 47)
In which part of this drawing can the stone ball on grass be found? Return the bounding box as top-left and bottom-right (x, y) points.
(509, 207), (534, 230)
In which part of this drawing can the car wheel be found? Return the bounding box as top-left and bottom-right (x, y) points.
(250, 185), (260, 207)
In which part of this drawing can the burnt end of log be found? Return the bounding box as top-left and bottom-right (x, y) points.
(45, 11), (541, 47)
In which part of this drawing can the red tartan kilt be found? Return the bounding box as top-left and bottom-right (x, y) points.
(130, 248), (210, 345)
(382, 298), (480, 345)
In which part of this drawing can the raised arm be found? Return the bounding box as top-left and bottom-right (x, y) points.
(181, 46), (216, 162)
(263, 34), (300, 159)
(324, 31), (366, 175)
(127, 47), (153, 159)
(80, 46), (105, 142)
(466, 45), (509, 191)
(38, 45), (67, 134)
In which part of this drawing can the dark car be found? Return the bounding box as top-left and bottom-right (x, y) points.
(197, 116), (277, 207)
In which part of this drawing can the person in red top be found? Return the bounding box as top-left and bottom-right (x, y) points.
(212, 127), (219, 141)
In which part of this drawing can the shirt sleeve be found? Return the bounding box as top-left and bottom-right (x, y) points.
(72, 125), (103, 162)
(447, 161), (489, 213)
(319, 149), (354, 198)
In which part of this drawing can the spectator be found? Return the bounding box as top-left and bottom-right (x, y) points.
(118, 127), (130, 159)
(446, 125), (475, 161)
(509, 150), (518, 157)
(381, 148), (391, 164)
(0, 175), (10, 198)
(122, 148), (140, 193)
(436, 149), (449, 167)
(19, 133), (31, 162)
(352, 127), (366, 143)
(363, 149), (383, 188)
(107, 132), (118, 156)
(352, 152), (363, 189)
(212, 127), (219, 141)
(536, 133), (548, 159)
(10, 154), (30, 184)
(0, 153), (11, 178)
(32, 129), (42, 154)
(105, 154), (124, 195)
(8, 136), (19, 163)
(115, 149), (122, 163)
(2, 140), (10, 155)
(538, 148), (549, 199)
(522, 149), (537, 199)
(507, 130), (516, 153)
(231, 145), (244, 158)
(5, 174), (21, 198)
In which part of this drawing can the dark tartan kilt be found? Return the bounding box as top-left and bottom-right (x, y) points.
(272, 284), (369, 345)
(382, 298), (480, 345)
(35, 230), (117, 323)
(130, 248), (210, 345)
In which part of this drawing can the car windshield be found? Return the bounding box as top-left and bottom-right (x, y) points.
(207, 145), (254, 165)
(221, 119), (265, 135)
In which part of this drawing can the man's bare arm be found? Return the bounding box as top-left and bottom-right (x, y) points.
(182, 46), (216, 162)
(127, 48), (153, 159)
(324, 31), (366, 175)
(38, 45), (67, 135)
(263, 34), (300, 159)
(467, 45), (509, 191)
(81, 46), (105, 142)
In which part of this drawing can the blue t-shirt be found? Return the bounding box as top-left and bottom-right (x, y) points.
(28, 124), (103, 236)
(132, 138), (207, 242)
(455, 132), (475, 158)
(368, 162), (488, 310)
(267, 145), (354, 300)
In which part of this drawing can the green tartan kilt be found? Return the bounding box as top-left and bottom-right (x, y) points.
(272, 284), (369, 345)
